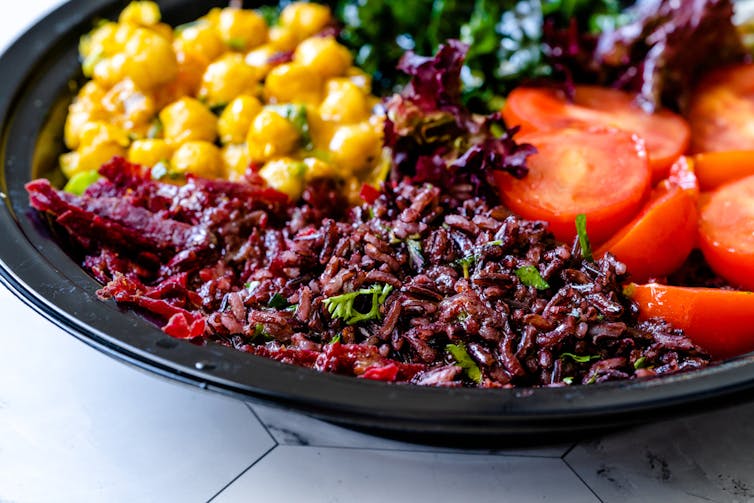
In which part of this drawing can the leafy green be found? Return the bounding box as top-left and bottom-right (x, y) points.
(515, 265), (550, 290)
(446, 343), (483, 383)
(455, 254), (478, 279)
(63, 170), (101, 196)
(562, 376), (574, 385)
(268, 293), (289, 309)
(322, 284), (394, 325)
(633, 356), (649, 369)
(575, 213), (593, 262)
(330, 333), (341, 344)
(560, 352), (600, 363)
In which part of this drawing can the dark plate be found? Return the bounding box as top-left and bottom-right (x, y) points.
(2, 0), (754, 441)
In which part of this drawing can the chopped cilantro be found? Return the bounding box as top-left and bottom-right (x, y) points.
(245, 280), (260, 292)
(585, 375), (598, 385)
(63, 170), (101, 196)
(446, 343), (482, 383)
(268, 293), (289, 309)
(560, 352), (601, 363)
(485, 240), (503, 246)
(322, 283), (394, 325)
(634, 356), (649, 369)
(257, 5), (279, 26)
(252, 323), (272, 340)
(515, 265), (550, 290)
(575, 214), (593, 262)
(562, 376), (574, 385)
(266, 104), (311, 148)
(147, 118), (163, 139)
(330, 333), (341, 344)
(227, 37), (246, 51)
(456, 254), (478, 279)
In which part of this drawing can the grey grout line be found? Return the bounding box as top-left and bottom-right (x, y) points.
(205, 444), (278, 503)
(561, 441), (579, 459)
(273, 443), (567, 459)
(562, 457), (605, 503)
(244, 402), (280, 447)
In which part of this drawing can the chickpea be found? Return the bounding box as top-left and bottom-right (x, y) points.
(65, 82), (108, 149)
(279, 2), (332, 40)
(128, 139), (173, 167)
(217, 8), (268, 51)
(159, 97), (217, 144)
(244, 45), (277, 77)
(263, 63), (322, 105)
(222, 143), (251, 180)
(61, 122), (129, 177)
(119, 1), (161, 27)
(267, 26), (298, 52)
(122, 27), (178, 89)
(294, 37), (352, 80)
(92, 53), (127, 88)
(328, 122), (382, 174)
(319, 79), (370, 123)
(170, 141), (223, 178)
(198, 53), (260, 108)
(174, 21), (225, 62)
(258, 158), (307, 200)
(303, 156), (337, 183)
(345, 67), (372, 94)
(246, 108), (302, 162)
(102, 79), (156, 134)
(218, 95), (263, 144)
(307, 106), (336, 151)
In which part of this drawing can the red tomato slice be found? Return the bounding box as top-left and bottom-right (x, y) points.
(693, 150), (754, 191)
(627, 283), (754, 360)
(503, 86), (690, 182)
(596, 157), (698, 282)
(688, 63), (754, 154)
(698, 174), (754, 290)
(496, 127), (652, 244)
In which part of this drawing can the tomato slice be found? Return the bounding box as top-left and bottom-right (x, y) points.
(688, 63), (754, 154)
(496, 127), (651, 244)
(502, 85), (690, 182)
(627, 283), (754, 360)
(596, 157), (698, 282)
(693, 150), (754, 191)
(698, 174), (754, 290)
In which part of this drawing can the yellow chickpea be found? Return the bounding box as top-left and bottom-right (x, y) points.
(159, 97), (218, 144)
(279, 2), (332, 39)
(65, 82), (108, 149)
(128, 139), (174, 167)
(221, 143), (251, 180)
(174, 21), (225, 62)
(345, 67), (372, 94)
(61, 122), (130, 177)
(293, 37), (352, 79)
(92, 53), (127, 88)
(319, 79), (370, 123)
(119, 1), (161, 26)
(244, 44), (277, 77)
(258, 158), (307, 200)
(307, 106), (336, 151)
(102, 79), (157, 135)
(267, 26), (299, 52)
(121, 27), (178, 89)
(246, 108), (302, 162)
(328, 122), (382, 174)
(170, 141), (223, 177)
(303, 157), (337, 182)
(263, 63), (322, 105)
(198, 53), (260, 107)
(217, 8), (268, 51)
(218, 95), (263, 144)
(80, 22), (120, 77)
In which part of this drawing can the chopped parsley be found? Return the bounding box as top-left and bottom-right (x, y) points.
(456, 254), (478, 279)
(266, 104), (311, 149)
(63, 170), (101, 196)
(268, 293), (289, 309)
(227, 37), (246, 51)
(633, 356), (650, 369)
(252, 323), (273, 341)
(485, 240), (503, 246)
(515, 265), (550, 290)
(330, 333), (341, 344)
(446, 343), (482, 383)
(560, 352), (601, 363)
(322, 283), (394, 325)
(147, 118), (163, 139)
(575, 213), (593, 262)
(562, 376), (574, 385)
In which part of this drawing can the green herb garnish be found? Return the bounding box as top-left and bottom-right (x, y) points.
(322, 284), (394, 325)
(575, 213), (593, 262)
(485, 239), (503, 246)
(562, 376), (574, 385)
(227, 37), (246, 51)
(147, 118), (163, 139)
(330, 333), (341, 344)
(266, 104), (311, 148)
(252, 323), (272, 341)
(456, 254), (478, 279)
(63, 170), (101, 196)
(560, 352), (601, 363)
(515, 265), (550, 290)
(446, 343), (483, 383)
(633, 356), (649, 369)
(268, 293), (288, 309)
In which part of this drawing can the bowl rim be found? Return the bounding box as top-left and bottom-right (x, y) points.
(1, 0), (753, 436)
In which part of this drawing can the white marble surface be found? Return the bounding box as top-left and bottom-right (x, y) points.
(3, 2), (754, 502)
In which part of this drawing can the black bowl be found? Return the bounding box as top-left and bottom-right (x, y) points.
(2, 0), (754, 441)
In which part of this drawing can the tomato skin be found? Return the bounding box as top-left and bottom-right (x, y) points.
(627, 283), (754, 360)
(698, 174), (754, 291)
(596, 158), (698, 282)
(503, 85), (690, 182)
(693, 151), (754, 191)
(688, 63), (754, 154)
(496, 127), (651, 244)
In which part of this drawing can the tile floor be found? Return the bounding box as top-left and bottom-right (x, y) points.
(3, 2), (754, 502)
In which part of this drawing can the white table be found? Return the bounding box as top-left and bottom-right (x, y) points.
(3, 3), (754, 502)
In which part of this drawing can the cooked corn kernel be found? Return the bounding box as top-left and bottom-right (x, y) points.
(294, 37), (351, 79)
(128, 139), (173, 167)
(119, 1), (161, 27)
(218, 95), (263, 144)
(247, 108), (302, 162)
(217, 8), (268, 51)
(171, 141), (222, 177)
(259, 158), (307, 199)
(279, 2), (332, 40)
(319, 78), (370, 123)
(198, 53), (260, 107)
(264, 63), (322, 105)
(328, 122), (382, 174)
(159, 97), (217, 144)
